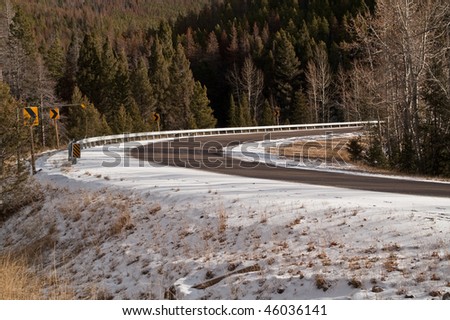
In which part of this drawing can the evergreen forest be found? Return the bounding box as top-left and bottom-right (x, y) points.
(1, 0), (450, 177)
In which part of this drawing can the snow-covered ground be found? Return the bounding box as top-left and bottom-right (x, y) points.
(1, 135), (449, 300)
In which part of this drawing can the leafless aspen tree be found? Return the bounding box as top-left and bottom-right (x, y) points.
(306, 43), (331, 123)
(349, 0), (450, 167)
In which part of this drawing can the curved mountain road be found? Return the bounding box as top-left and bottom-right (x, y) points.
(130, 127), (450, 197)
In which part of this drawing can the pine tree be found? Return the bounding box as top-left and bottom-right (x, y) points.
(68, 85), (88, 139)
(8, 7), (34, 56)
(45, 36), (65, 81)
(158, 21), (175, 61)
(113, 104), (133, 133)
(68, 86), (112, 139)
(367, 135), (387, 168)
(0, 81), (29, 219)
(421, 60), (450, 176)
(226, 22), (239, 65)
(205, 31), (220, 61)
(183, 27), (199, 60)
(298, 20), (313, 62)
(260, 99), (275, 126)
(239, 94), (252, 126)
(112, 50), (131, 110)
(98, 38), (117, 117)
(6, 7), (39, 100)
(149, 37), (171, 124)
(113, 50), (145, 132)
(290, 90), (311, 124)
(228, 94), (239, 127)
(131, 57), (155, 119)
(0, 81), (27, 177)
(166, 42), (195, 129)
(77, 34), (101, 108)
(190, 81), (217, 129)
(56, 34), (79, 102)
(272, 30), (301, 121)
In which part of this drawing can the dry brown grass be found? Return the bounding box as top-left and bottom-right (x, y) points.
(218, 208), (228, 234)
(348, 257), (362, 271)
(384, 253), (399, 273)
(382, 243), (401, 252)
(270, 137), (352, 164)
(110, 210), (133, 236)
(0, 253), (73, 300)
(317, 251), (332, 266)
(1, 178), (45, 222)
(315, 274), (331, 292)
(149, 204), (162, 215)
(348, 277), (362, 289)
(0, 253), (43, 299)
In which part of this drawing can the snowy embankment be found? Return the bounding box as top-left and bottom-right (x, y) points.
(1, 135), (449, 300)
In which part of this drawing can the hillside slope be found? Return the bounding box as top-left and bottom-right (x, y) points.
(8, 0), (210, 46)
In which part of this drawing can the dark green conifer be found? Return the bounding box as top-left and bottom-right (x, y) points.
(272, 30), (301, 121)
(260, 100), (275, 126)
(149, 37), (171, 123)
(228, 95), (239, 127)
(77, 34), (102, 108)
(56, 35), (79, 101)
(166, 42), (195, 129)
(45, 36), (65, 81)
(131, 57), (155, 119)
(290, 90), (311, 124)
(69, 86), (112, 139)
(239, 94), (253, 127)
(190, 81), (217, 129)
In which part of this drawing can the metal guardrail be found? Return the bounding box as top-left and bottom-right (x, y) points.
(77, 121), (381, 149)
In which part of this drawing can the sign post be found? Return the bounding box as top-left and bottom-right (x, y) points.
(23, 107), (39, 174)
(50, 108), (60, 149)
(29, 125), (36, 175)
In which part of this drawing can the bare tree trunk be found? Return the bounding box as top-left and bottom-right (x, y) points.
(306, 60), (319, 122)
(226, 63), (242, 106)
(306, 44), (331, 123)
(350, 0), (449, 169)
(241, 57), (264, 124)
(227, 58), (264, 125)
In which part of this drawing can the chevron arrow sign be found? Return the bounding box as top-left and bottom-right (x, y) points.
(23, 107), (39, 126)
(50, 108), (60, 120)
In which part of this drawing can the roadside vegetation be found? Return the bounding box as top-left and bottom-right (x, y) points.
(1, 0), (448, 177)
(0, 0), (449, 300)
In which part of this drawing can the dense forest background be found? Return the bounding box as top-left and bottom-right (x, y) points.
(1, 0), (450, 178)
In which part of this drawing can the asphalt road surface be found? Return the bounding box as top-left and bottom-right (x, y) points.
(130, 127), (450, 198)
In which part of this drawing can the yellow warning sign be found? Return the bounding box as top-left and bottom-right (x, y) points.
(152, 112), (160, 123)
(23, 107), (39, 126)
(50, 108), (60, 120)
